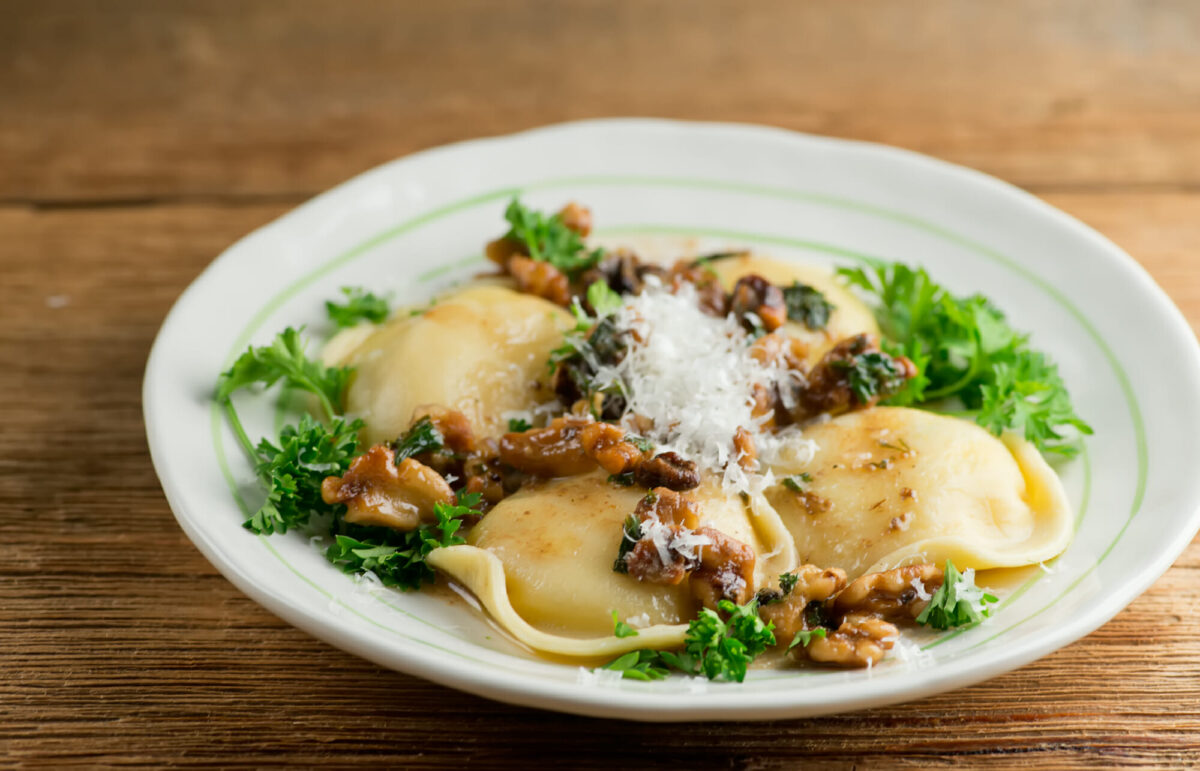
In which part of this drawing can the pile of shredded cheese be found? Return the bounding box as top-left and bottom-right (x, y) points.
(590, 278), (814, 495)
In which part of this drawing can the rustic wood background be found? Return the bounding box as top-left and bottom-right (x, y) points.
(4, 1), (1199, 767)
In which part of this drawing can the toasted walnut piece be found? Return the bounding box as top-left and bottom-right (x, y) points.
(623, 527), (697, 585)
(804, 612), (898, 668)
(411, 405), (476, 454)
(485, 236), (524, 267)
(577, 248), (665, 297)
(790, 487), (832, 516)
(557, 201), (593, 237)
(498, 416), (594, 477)
(730, 274), (787, 332)
(789, 334), (917, 422)
(832, 564), (945, 621)
(758, 564), (848, 650)
(690, 526), (757, 609)
(321, 445), (455, 531)
(749, 331), (809, 369)
(733, 426), (758, 471)
(462, 454), (507, 509)
(633, 451), (700, 491)
(580, 422), (646, 475)
(507, 255), (572, 307)
(668, 260), (728, 316)
(635, 487), (700, 529)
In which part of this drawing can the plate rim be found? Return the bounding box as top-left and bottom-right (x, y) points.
(144, 117), (1200, 720)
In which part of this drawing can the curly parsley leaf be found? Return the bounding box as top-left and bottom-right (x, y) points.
(216, 327), (351, 420)
(837, 260), (1091, 456)
(325, 287), (389, 328)
(611, 611), (640, 639)
(685, 600), (776, 683)
(786, 627), (828, 652)
(392, 415), (443, 463)
(503, 198), (603, 277)
(507, 417), (532, 432)
(246, 414), (363, 535)
(599, 649), (671, 681)
(782, 282), (834, 331)
(325, 491), (479, 591)
(915, 559), (999, 630)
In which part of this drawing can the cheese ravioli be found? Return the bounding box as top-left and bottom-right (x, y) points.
(766, 407), (1072, 578)
(339, 284), (571, 445)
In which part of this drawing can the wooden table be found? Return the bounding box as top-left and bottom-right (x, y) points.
(4, 1), (1199, 766)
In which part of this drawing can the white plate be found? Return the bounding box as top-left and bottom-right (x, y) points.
(144, 119), (1200, 720)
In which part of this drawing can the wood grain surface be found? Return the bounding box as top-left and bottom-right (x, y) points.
(3, 1), (1199, 767)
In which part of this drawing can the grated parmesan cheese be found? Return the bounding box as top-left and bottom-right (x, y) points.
(597, 278), (809, 495)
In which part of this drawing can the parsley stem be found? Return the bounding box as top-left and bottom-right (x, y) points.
(222, 398), (262, 472)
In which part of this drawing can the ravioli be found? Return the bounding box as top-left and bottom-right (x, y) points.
(765, 407), (1073, 578)
(338, 284), (572, 445)
(437, 472), (792, 647)
(709, 254), (880, 364)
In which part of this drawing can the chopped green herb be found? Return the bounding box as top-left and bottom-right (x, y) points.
(787, 627), (828, 651)
(781, 473), (813, 492)
(503, 198), (603, 277)
(915, 559), (999, 630)
(779, 572), (799, 596)
(782, 282), (834, 331)
(392, 416), (443, 463)
(325, 286), (389, 328)
(586, 280), (624, 317)
(599, 649), (671, 681)
(216, 327), (351, 420)
(325, 491), (480, 591)
(507, 417), (532, 432)
(838, 260), (1091, 456)
(612, 514), (642, 573)
(626, 434), (654, 453)
(833, 350), (910, 404)
(607, 471), (636, 487)
(611, 611), (639, 639)
(246, 414), (363, 535)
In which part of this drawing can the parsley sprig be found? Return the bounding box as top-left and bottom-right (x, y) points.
(326, 287), (389, 328)
(324, 491), (479, 591)
(248, 414), (362, 534)
(915, 559), (999, 630)
(838, 260), (1092, 456)
(217, 327), (351, 421)
(598, 599), (776, 683)
(503, 198), (603, 277)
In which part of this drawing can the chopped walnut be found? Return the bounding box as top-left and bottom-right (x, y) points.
(577, 248), (665, 297)
(321, 444), (455, 531)
(758, 564), (847, 651)
(667, 260), (728, 316)
(786, 334), (917, 422)
(831, 563), (944, 621)
(484, 236), (524, 268)
(498, 415), (594, 477)
(507, 255), (572, 307)
(733, 426), (757, 471)
(749, 331), (809, 368)
(635, 487), (699, 529)
(580, 422), (647, 475)
(623, 526), (697, 586)
(730, 274), (787, 332)
(412, 405), (476, 454)
(690, 526), (757, 608)
(804, 612), (898, 668)
(632, 451), (700, 491)
(557, 201), (593, 237)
